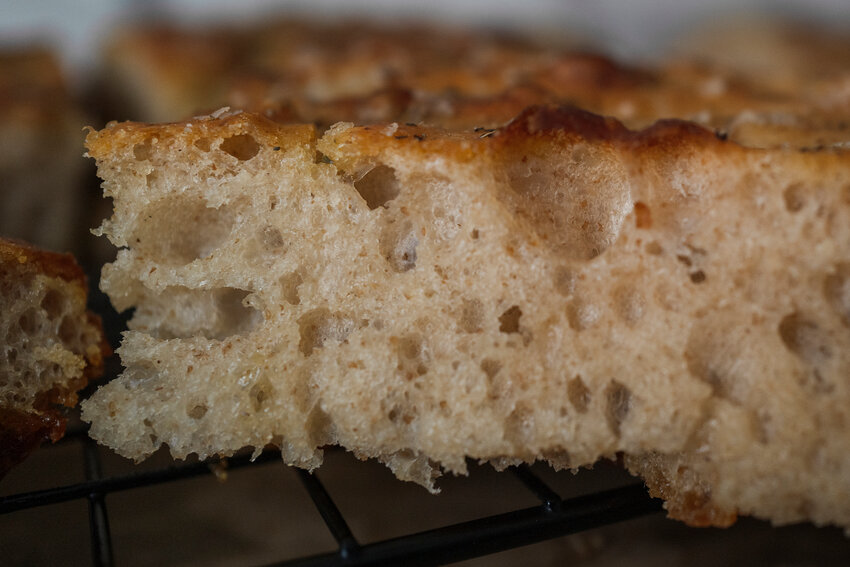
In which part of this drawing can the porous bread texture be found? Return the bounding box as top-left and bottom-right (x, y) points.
(0, 238), (108, 476)
(83, 106), (850, 530)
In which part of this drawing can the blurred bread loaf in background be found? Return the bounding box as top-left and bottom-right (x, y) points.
(0, 49), (90, 255)
(96, 17), (850, 151)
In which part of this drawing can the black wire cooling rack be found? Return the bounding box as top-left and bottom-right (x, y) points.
(8, 276), (850, 566)
(0, 278), (665, 566)
(0, 417), (661, 567)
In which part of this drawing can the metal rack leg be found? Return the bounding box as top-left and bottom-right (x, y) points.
(83, 438), (114, 567)
(295, 469), (360, 560)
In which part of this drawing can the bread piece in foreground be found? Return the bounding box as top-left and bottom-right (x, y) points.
(83, 106), (850, 530)
(0, 238), (108, 477)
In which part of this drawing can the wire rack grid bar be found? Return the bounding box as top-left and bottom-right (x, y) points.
(83, 438), (114, 567)
(295, 469), (360, 558)
(0, 449), (281, 515)
(271, 483), (662, 567)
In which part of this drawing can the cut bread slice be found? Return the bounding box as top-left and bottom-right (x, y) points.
(0, 238), (109, 477)
(82, 105), (850, 530)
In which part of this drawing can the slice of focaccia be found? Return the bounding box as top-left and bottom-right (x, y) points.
(82, 105), (850, 530)
(0, 238), (109, 477)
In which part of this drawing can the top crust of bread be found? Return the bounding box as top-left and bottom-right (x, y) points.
(0, 238), (88, 289)
(101, 20), (850, 152)
(83, 104), (850, 531)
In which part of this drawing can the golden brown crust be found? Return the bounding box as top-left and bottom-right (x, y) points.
(0, 407), (65, 478)
(86, 110), (316, 161)
(0, 237), (88, 287)
(102, 20), (850, 150)
(627, 452), (738, 528)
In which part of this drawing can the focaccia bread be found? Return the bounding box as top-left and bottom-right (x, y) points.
(101, 20), (850, 150)
(0, 238), (109, 477)
(100, 20), (560, 123)
(0, 49), (88, 253)
(82, 105), (850, 530)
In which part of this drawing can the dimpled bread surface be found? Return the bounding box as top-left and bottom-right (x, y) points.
(81, 104), (850, 531)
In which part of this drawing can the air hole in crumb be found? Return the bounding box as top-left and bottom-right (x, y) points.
(553, 266), (576, 296)
(396, 333), (430, 377)
(5, 324), (21, 345)
(480, 358), (501, 379)
(220, 133), (260, 160)
(214, 289), (263, 339)
(645, 241), (663, 255)
(140, 287), (262, 340)
(459, 299), (484, 333)
(505, 404), (534, 448)
(568, 375), (591, 413)
(614, 286), (645, 325)
(259, 225), (285, 251)
(778, 312), (832, 364)
(567, 301), (600, 331)
(133, 139), (153, 161)
(18, 309), (37, 334)
(634, 201), (652, 229)
(381, 221), (418, 272)
(504, 144), (629, 261)
(193, 138), (212, 152)
(824, 263), (850, 327)
(250, 381), (271, 410)
(145, 171), (159, 189)
(498, 305), (522, 333)
(280, 272), (304, 305)
(604, 380), (631, 436)
(298, 308), (355, 356)
(188, 404), (208, 419)
(690, 270), (706, 284)
(471, 229), (480, 239)
(134, 197), (237, 264)
(41, 288), (65, 319)
(783, 183), (805, 212)
(354, 165), (400, 209)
